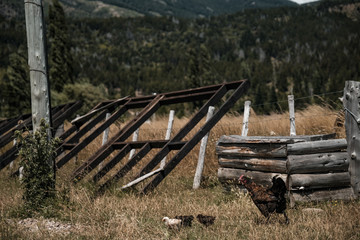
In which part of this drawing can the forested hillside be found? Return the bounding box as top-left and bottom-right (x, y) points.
(0, 1), (360, 118)
(1, 0), (297, 19)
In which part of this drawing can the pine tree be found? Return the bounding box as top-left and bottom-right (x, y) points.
(0, 47), (31, 117)
(48, 0), (73, 92)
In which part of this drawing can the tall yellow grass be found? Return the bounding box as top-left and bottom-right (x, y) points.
(2, 105), (357, 240)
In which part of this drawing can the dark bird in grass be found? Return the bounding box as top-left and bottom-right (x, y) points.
(175, 215), (194, 227)
(239, 175), (289, 224)
(196, 214), (216, 227)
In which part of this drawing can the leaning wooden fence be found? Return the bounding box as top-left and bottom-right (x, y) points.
(216, 134), (354, 205)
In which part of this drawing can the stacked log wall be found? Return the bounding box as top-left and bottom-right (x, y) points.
(216, 134), (355, 203)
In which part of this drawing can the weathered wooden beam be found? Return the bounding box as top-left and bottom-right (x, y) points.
(218, 157), (287, 173)
(217, 134), (336, 144)
(0, 146), (18, 171)
(287, 152), (349, 174)
(93, 144), (132, 182)
(100, 143), (153, 189)
(72, 95), (163, 182)
(217, 168), (287, 188)
(288, 172), (350, 190)
(287, 139), (347, 155)
(135, 84), (229, 180)
(141, 80), (250, 194)
(216, 143), (287, 158)
(55, 109), (111, 168)
(290, 187), (355, 202)
(52, 101), (83, 128)
(344, 80), (360, 197)
(112, 140), (185, 150)
(56, 103), (129, 169)
(71, 97), (128, 126)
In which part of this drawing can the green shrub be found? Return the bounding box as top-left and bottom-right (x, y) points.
(15, 119), (60, 215)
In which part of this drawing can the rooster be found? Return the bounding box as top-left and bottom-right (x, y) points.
(239, 175), (289, 224)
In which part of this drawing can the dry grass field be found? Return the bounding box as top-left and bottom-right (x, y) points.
(1, 105), (359, 240)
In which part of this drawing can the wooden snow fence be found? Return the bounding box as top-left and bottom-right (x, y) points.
(216, 134), (355, 205)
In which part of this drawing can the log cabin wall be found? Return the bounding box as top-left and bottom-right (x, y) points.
(216, 134), (355, 204)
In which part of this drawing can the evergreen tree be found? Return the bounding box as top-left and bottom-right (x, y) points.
(0, 47), (31, 117)
(48, 0), (73, 92)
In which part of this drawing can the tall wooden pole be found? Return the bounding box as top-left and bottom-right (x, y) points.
(24, 0), (52, 133)
(25, 0), (53, 168)
(344, 81), (360, 197)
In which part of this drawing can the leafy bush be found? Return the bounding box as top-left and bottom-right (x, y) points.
(15, 119), (61, 215)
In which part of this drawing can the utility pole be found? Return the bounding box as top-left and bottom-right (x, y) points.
(24, 0), (52, 132)
(24, 0), (53, 164)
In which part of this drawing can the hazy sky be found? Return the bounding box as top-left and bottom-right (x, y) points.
(289, 0), (319, 4)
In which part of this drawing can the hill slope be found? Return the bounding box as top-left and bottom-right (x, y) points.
(1, 0), (298, 19)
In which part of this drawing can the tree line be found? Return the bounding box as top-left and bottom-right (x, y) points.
(0, 1), (359, 118)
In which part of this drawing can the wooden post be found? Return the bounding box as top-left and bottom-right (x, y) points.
(25, 0), (52, 132)
(193, 106), (215, 189)
(288, 95), (296, 136)
(241, 101), (251, 137)
(9, 138), (16, 170)
(99, 112), (111, 170)
(128, 128), (140, 160)
(160, 110), (175, 168)
(24, 0), (52, 167)
(344, 81), (360, 197)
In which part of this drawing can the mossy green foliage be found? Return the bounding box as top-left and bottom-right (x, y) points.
(15, 119), (61, 214)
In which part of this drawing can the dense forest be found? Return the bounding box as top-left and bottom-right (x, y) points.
(0, 0), (360, 118)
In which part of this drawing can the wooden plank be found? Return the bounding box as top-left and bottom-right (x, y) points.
(218, 157), (287, 173)
(216, 143), (287, 158)
(290, 187), (355, 202)
(71, 97), (128, 125)
(217, 168), (287, 188)
(288, 172), (350, 190)
(141, 80), (250, 194)
(287, 139), (347, 155)
(217, 134), (336, 144)
(287, 152), (349, 174)
(121, 168), (163, 190)
(344, 80), (360, 197)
